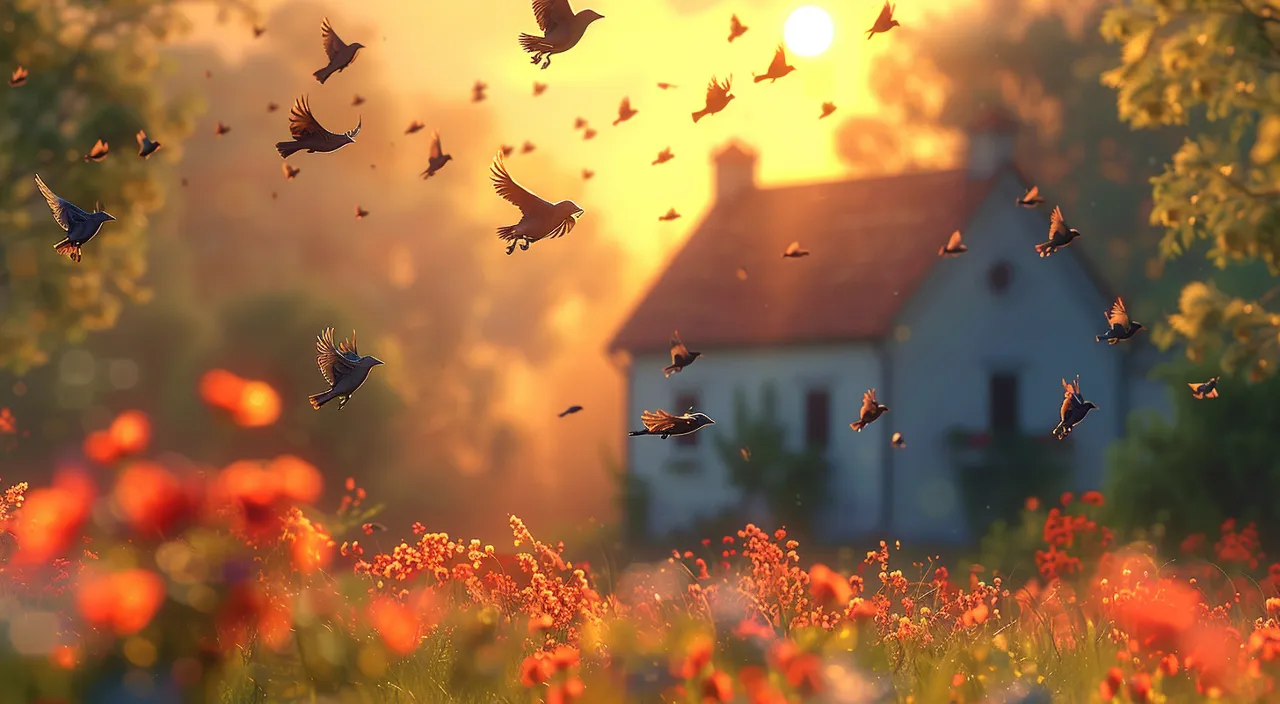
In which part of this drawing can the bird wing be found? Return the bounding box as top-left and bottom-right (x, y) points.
(531, 0), (574, 32)
(316, 327), (359, 386)
(288, 95), (335, 140)
(730, 14), (742, 32)
(785, 241), (800, 255)
(860, 389), (878, 418)
(768, 45), (787, 74)
(321, 17), (348, 60)
(1049, 205), (1069, 241)
(338, 329), (359, 357)
(669, 330), (689, 364)
(641, 409), (680, 433)
(1024, 185), (1040, 201)
(618, 97), (631, 115)
(875, 1), (893, 25)
(34, 174), (86, 231)
(946, 231), (963, 250)
(490, 154), (550, 214)
(136, 131), (145, 148)
(1106, 297), (1130, 328)
(430, 130), (442, 159)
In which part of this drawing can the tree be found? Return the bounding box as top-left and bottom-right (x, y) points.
(1101, 0), (1280, 379)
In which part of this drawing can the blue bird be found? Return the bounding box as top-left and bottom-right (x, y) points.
(34, 174), (115, 263)
(1053, 376), (1097, 440)
(308, 328), (384, 411)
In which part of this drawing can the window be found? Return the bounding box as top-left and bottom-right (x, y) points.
(674, 393), (700, 447)
(805, 389), (831, 451)
(988, 261), (1013, 295)
(989, 373), (1019, 431)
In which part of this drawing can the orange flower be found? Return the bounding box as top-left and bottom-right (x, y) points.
(12, 472), (95, 565)
(546, 677), (585, 704)
(113, 462), (195, 538)
(82, 430), (119, 465)
(1127, 673), (1152, 703)
(782, 652), (823, 695)
(107, 410), (151, 457)
(49, 644), (77, 669)
(1159, 654), (1179, 676)
(368, 596), (419, 655)
(961, 602), (990, 627)
(520, 654), (554, 687)
(234, 381), (281, 427)
(674, 635), (714, 680)
(287, 514), (334, 574)
(199, 369), (246, 410)
(1082, 490), (1105, 506)
(528, 613), (555, 635)
(0, 407), (16, 434)
(808, 563), (852, 609)
(701, 670), (733, 703)
(1025, 496), (1040, 512)
(270, 455), (323, 504)
(547, 645), (580, 672)
(76, 569), (166, 635)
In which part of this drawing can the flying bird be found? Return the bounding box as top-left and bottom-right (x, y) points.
(782, 241), (810, 258)
(313, 17), (365, 84)
(1035, 206), (1081, 257)
(582, 127), (597, 140)
(574, 116), (589, 129)
(866, 1), (900, 39)
(558, 405), (583, 417)
(1188, 377), (1220, 399)
(355, 205), (369, 219)
(658, 208), (681, 222)
(500, 144), (515, 157)
(521, 141), (537, 154)
(1016, 185), (1045, 208)
(849, 389), (890, 432)
(692, 75), (734, 123)
(657, 82), (677, 90)
(275, 95), (360, 158)
(490, 153), (584, 255)
(820, 102), (837, 119)
(33, 174), (115, 263)
(728, 14), (748, 42)
(664, 331), (701, 377)
(1053, 375), (1097, 440)
(518, 0), (605, 69)
(214, 121), (231, 136)
(533, 81), (548, 96)
(136, 131), (161, 159)
(891, 432), (907, 448)
(613, 97), (637, 125)
(581, 169), (594, 180)
(308, 328), (384, 411)
(753, 44), (796, 83)
(282, 162), (300, 180)
(266, 102), (279, 112)
(736, 266), (748, 280)
(404, 121), (425, 135)
(740, 447), (751, 461)
(939, 230), (968, 257)
(204, 69), (212, 79)
(628, 409), (716, 439)
(420, 130), (452, 179)
(473, 80), (488, 102)
(253, 24), (266, 38)
(1096, 297), (1144, 344)
(652, 147), (674, 165)
(9, 66), (27, 87)
(351, 94), (366, 106)
(83, 139), (109, 162)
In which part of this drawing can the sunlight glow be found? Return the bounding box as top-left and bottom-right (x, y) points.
(784, 6), (835, 58)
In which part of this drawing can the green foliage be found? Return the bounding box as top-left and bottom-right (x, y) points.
(947, 429), (1071, 537)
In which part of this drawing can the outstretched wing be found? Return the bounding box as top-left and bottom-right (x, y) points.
(320, 17), (348, 60)
(430, 130), (442, 159)
(289, 95), (334, 140)
(1106, 297), (1130, 329)
(618, 97), (631, 115)
(876, 1), (893, 24)
(860, 389), (878, 418)
(316, 327), (358, 386)
(34, 174), (87, 232)
(641, 409), (680, 433)
(946, 231), (963, 250)
(768, 45), (787, 74)
(491, 153), (550, 214)
(1023, 185), (1040, 202)
(1060, 376), (1082, 421)
(1049, 205), (1069, 241)
(338, 329), (359, 358)
(669, 330), (689, 364)
(531, 0), (573, 32)
(785, 241), (801, 255)
(705, 77), (720, 102)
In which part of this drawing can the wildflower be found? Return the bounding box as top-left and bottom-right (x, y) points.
(520, 653), (554, 687)
(808, 563), (852, 608)
(961, 602), (990, 627)
(547, 645), (580, 672)
(1082, 490), (1104, 506)
(368, 596), (420, 655)
(199, 369), (247, 410)
(1128, 672), (1153, 703)
(76, 569), (166, 635)
(674, 635), (714, 680)
(701, 670), (733, 702)
(11, 472), (95, 565)
(1025, 496), (1040, 512)
(1159, 653), (1179, 676)
(82, 430), (119, 465)
(1061, 492), (1074, 506)
(547, 677), (585, 704)
(113, 462), (197, 538)
(0, 407), (15, 434)
(234, 380), (281, 427)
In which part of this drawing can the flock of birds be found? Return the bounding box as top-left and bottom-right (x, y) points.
(10, 0), (1223, 441)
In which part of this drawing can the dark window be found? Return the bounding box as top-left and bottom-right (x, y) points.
(989, 373), (1019, 431)
(805, 389), (831, 450)
(988, 261), (1013, 295)
(674, 393), (700, 447)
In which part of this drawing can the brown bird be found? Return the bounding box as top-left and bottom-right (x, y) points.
(581, 169), (594, 180)
(517, 0), (605, 70)
(939, 230), (968, 257)
(628, 409), (715, 439)
(582, 127), (597, 140)
(420, 129), (452, 179)
(282, 162), (300, 180)
(83, 139), (109, 162)
(820, 102), (837, 119)
(1016, 185), (1045, 208)
(1035, 205), (1081, 258)
(866, 1), (900, 39)
(214, 121), (231, 136)
(490, 153), (584, 255)
(728, 14), (748, 42)
(270, 191), (278, 200)
(472, 80), (488, 102)
(500, 144), (516, 157)
(355, 205), (369, 219)
(533, 81), (548, 96)
(658, 208), (681, 222)
(253, 24), (266, 38)
(181, 178), (188, 188)
(521, 141), (537, 154)
(204, 69), (212, 79)
(1188, 377), (1220, 399)
(652, 147), (674, 165)
(9, 66), (27, 87)
(266, 102), (279, 112)
(850, 389), (890, 432)
(692, 75), (734, 123)
(136, 131), (161, 159)
(1096, 297), (1144, 344)
(753, 44), (796, 83)
(352, 94), (366, 106)
(405, 121), (425, 135)
(890, 432), (906, 448)
(782, 241), (810, 258)
(574, 116), (588, 129)
(275, 95), (360, 158)
(657, 82), (677, 90)
(313, 17), (365, 84)
(663, 330), (702, 377)
(613, 97), (638, 126)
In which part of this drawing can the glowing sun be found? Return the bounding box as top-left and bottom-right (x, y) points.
(784, 6), (835, 58)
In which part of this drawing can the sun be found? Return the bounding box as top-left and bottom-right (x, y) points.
(784, 6), (835, 58)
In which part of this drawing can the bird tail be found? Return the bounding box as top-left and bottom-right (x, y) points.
(1095, 334), (1105, 343)
(308, 390), (336, 410)
(518, 33), (549, 54)
(1034, 242), (1054, 257)
(753, 74), (768, 83)
(1205, 388), (1219, 399)
(692, 110), (707, 123)
(612, 118), (621, 126)
(663, 364), (678, 378)
(276, 141), (304, 159)
(54, 239), (81, 262)
(866, 29), (875, 39)
(627, 429), (650, 437)
(496, 225), (520, 242)
(313, 66), (334, 84)
(850, 421), (866, 432)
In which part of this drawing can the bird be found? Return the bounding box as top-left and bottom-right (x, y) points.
(740, 447), (751, 461)
(214, 121), (231, 136)
(1188, 377), (1220, 399)
(404, 121), (425, 135)
(1053, 375), (1097, 440)
(181, 178), (188, 188)
(692, 75), (734, 123)
(308, 328), (384, 411)
(574, 117), (589, 129)
(420, 130), (452, 179)
(582, 128), (597, 140)
(658, 208), (681, 222)
(518, 0), (605, 70)
(270, 191), (277, 200)
(820, 102), (837, 119)
(866, 1), (900, 39)
(628, 409), (715, 439)
(613, 97), (638, 126)
(136, 131), (161, 159)
(558, 405), (583, 417)
(652, 148), (674, 165)
(891, 432), (907, 448)
(849, 389), (889, 432)
(1016, 185), (1045, 208)
(204, 69), (212, 79)
(581, 169), (594, 180)
(753, 45), (796, 83)
(9, 66), (27, 87)
(939, 230), (968, 257)
(490, 152), (584, 255)
(351, 94), (366, 106)
(266, 102), (279, 112)
(473, 80), (488, 102)
(282, 163), (300, 180)
(728, 14), (748, 42)
(313, 17), (365, 84)
(533, 81), (548, 96)
(657, 82), (677, 90)
(33, 174), (115, 263)
(1096, 297), (1144, 344)
(500, 144), (516, 157)
(521, 141), (537, 154)
(1035, 206), (1081, 257)
(275, 95), (360, 158)
(83, 139), (109, 162)
(253, 24), (266, 38)
(355, 205), (369, 219)
(736, 267), (748, 281)
(782, 241), (810, 258)
(664, 330), (701, 377)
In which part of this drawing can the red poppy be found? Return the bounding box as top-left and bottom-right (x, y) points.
(674, 635), (714, 679)
(76, 569), (166, 635)
(1082, 490), (1105, 506)
(519, 654), (553, 687)
(808, 563), (852, 608)
(107, 411), (151, 458)
(701, 670), (733, 702)
(113, 462), (197, 538)
(12, 472), (95, 565)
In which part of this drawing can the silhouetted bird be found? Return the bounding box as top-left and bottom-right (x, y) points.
(652, 147), (674, 165)
(581, 169), (594, 180)
(728, 14), (748, 42)
(34, 174), (115, 263)
(270, 191), (277, 200)
(533, 81), (548, 96)
(521, 141), (537, 154)
(820, 102), (837, 119)
(574, 117), (588, 129)
(490, 153), (584, 255)
(558, 405), (583, 417)
(355, 205), (369, 219)
(313, 17), (365, 84)
(657, 82), (677, 90)
(253, 25), (266, 38)
(473, 80), (488, 102)
(282, 163), (300, 180)
(420, 130), (452, 179)
(214, 121), (231, 136)
(782, 241), (810, 258)
(9, 66), (27, 87)
(613, 97), (637, 125)
(658, 208), (681, 222)
(83, 139), (109, 162)
(405, 121), (425, 135)
(266, 102), (279, 112)
(849, 389), (889, 432)
(136, 131), (161, 159)
(1035, 206), (1081, 257)
(664, 330), (701, 377)
(582, 128), (597, 140)
(352, 94), (366, 106)
(204, 69), (212, 79)
(500, 144), (515, 157)
(308, 328), (384, 411)
(891, 432), (906, 448)
(275, 95), (360, 158)
(939, 230), (967, 257)
(181, 178), (188, 187)
(866, 1), (900, 39)
(1053, 375), (1097, 440)
(628, 409), (715, 439)
(1189, 377), (1220, 399)
(519, 0), (604, 69)
(754, 45), (796, 83)
(692, 76), (734, 123)
(1096, 297), (1144, 344)
(1016, 185), (1044, 208)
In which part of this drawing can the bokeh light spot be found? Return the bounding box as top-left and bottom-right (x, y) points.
(785, 6), (835, 58)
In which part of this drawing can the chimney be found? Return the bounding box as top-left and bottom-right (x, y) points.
(966, 107), (1019, 180)
(713, 141), (757, 201)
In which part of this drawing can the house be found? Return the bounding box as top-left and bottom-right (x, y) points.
(607, 113), (1172, 544)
